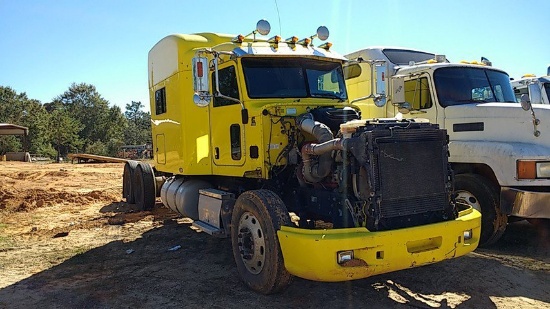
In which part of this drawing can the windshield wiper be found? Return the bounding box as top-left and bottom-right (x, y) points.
(311, 93), (346, 102)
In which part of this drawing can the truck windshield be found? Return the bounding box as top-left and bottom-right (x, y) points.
(382, 49), (436, 65)
(241, 58), (347, 100)
(434, 67), (517, 107)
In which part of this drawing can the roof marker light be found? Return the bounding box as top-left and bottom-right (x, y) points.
(231, 34), (245, 43)
(298, 37), (311, 46)
(318, 42), (332, 50)
(286, 36), (299, 44)
(268, 35), (281, 44)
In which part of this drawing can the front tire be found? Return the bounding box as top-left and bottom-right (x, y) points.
(231, 190), (292, 294)
(455, 173), (507, 246)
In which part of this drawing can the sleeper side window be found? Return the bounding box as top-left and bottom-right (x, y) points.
(155, 87), (166, 115)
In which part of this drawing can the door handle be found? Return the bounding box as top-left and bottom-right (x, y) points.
(215, 147), (219, 159)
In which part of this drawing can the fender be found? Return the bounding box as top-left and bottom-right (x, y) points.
(449, 140), (550, 187)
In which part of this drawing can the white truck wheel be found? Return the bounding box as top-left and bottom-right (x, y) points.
(455, 173), (507, 246)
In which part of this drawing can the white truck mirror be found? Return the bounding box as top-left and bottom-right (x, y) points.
(192, 56), (211, 107)
(391, 75), (410, 114)
(528, 83), (542, 105)
(520, 94), (531, 111)
(391, 76), (406, 105)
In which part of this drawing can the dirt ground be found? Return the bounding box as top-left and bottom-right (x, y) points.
(0, 162), (548, 309)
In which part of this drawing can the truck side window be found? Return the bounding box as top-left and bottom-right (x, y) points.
(213, 65), (240, 107)
(155, 87), (166, 115)
(230, 124), (241, 160)
(405, 77), (432, 110)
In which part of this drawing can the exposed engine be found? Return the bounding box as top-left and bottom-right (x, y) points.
(292, 107), (457, 231)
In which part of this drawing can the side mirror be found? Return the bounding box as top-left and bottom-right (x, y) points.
(391, 76), (410, 114)
(193, 57), (209, 92)
(256, 20), (271, 36)
(520, 94), (532, 111)
(192, 56), (211, 107)
(373, 63), (387, 107)
(391, 75), (405, 105)
(527, 83), (542, 105)
(316, 26), (329, 41)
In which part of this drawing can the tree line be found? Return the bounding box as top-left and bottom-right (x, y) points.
(0, 83), (151, 159)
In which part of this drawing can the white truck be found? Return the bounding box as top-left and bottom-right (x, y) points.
(345, 47), (550, 246)
(511, 67), (550, 105)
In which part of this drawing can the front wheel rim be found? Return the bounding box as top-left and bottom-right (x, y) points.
(455, 190), (481, 213)
(237, 211), (265, 275)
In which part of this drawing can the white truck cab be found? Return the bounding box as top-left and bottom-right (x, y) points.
(511, 69), (550, 105)
(345, 47), (550, 246)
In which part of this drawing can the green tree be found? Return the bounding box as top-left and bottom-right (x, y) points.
(105, 105), (128, 156)
(0, 86), (51, 156)
(53, 83), (126, 155)
(48, 102), (83, 160)
(124, 101), (151, 145)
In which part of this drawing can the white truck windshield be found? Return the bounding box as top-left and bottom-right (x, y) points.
(544, 82), (550, 101)
(242, 58), (347, 100)
(434, 67), (516, 107)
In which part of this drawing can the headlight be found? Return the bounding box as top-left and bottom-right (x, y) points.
(463, 229), (473, 240)
(537, 162), (550, 178)
(517, 160), (550, 179)
(337, 250), (354, 264)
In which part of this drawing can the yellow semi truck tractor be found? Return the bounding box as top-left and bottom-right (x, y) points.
(122, 21), (481, 294)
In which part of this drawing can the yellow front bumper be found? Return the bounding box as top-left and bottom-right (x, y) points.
(277, 207), (481, 282)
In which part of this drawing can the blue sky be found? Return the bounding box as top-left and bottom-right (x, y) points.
(1, 0), (549, 113)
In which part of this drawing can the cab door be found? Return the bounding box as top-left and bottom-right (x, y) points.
(209, 63), (246, 167)
(400, 76), (443, 126)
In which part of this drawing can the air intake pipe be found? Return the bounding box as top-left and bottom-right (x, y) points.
(297, 114), (346, 183)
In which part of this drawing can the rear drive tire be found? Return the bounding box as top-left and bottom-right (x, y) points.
(455, 173), (507, 246)
(231, 190), (292, 294)
(123, 160), (138, 204)
(133, 162), (156, 211)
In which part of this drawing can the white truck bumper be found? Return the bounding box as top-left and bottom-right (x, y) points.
(501, 187), (550, 218)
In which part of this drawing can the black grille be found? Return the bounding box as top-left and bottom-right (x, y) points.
(381, 193), (448, 218)
(363, 124), (455, 230)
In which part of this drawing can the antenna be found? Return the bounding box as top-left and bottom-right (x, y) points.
(274, 0), (282, 35)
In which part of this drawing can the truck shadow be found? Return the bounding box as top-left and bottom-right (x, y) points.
(0, 205), (548, 309)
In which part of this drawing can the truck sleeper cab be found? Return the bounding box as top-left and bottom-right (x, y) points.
(123, 23), (481, 294)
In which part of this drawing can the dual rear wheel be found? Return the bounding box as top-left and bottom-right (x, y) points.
(122, 160), (156, 210)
